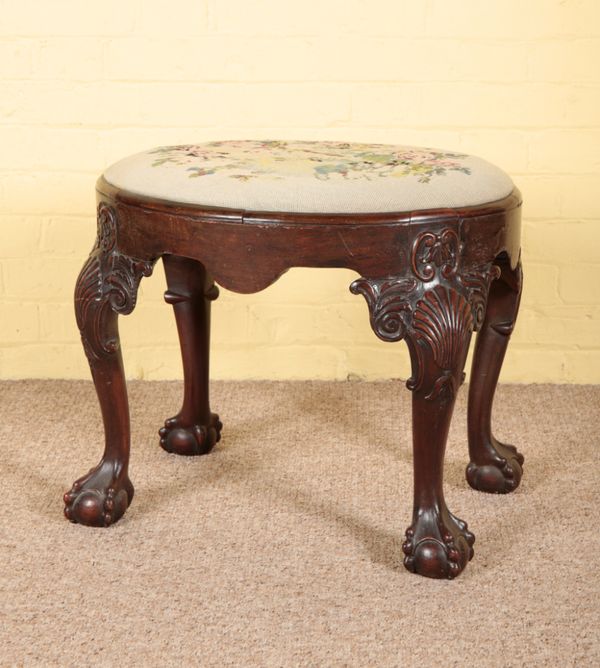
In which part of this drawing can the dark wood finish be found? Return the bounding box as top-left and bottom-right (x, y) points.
(349, 232), (499, 578)
(65, 176), (523, 579)
(467, 255), (524, 493)
(159, 255), (222, 455)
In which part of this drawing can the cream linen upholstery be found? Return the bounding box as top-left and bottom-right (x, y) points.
(103, 140), (514, 214)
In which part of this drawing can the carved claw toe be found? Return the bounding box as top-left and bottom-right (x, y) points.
(403, 509), (475, 579)
(159, 412), (222, 456)
(63, 463), (133, 527)
(467, 438), (524, 494)
(503, 442), (525, 466)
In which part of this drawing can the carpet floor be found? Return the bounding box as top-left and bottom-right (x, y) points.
(0, 380), (599, 667)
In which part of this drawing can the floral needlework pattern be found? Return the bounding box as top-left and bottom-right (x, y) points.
(149, 140), (472, 184)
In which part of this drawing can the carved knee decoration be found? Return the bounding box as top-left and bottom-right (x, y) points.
(75, 203), (155, 364)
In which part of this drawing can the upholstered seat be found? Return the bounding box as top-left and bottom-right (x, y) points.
(103, 140), (514, 213)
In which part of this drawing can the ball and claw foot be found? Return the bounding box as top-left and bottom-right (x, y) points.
(63, 461), (133, 527)
(403, 508), (475, 579)
(159, 413), (222, 456)
(467, 438), (524, 494)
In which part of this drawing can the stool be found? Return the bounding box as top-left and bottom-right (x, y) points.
(64, 140), (524, 579)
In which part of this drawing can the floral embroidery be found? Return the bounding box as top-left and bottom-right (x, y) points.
(150, 140), (471, 184)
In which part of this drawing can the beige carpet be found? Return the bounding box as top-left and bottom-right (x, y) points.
(1, 380), (599, 667)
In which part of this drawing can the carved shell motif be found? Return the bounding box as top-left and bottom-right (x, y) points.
(406, 286), (474, 400)
(412, 286), (474, 370)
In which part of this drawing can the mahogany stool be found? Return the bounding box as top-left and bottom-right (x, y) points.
(64, 140), (524, 579)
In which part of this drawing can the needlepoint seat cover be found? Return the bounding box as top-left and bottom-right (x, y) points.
(103, 140), (514, 214)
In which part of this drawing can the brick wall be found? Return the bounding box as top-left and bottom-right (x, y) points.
(0, 0), (598, 382)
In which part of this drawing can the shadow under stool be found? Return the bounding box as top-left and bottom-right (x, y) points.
(64, 140), (524, 579)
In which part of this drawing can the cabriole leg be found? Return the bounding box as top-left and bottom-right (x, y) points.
(467, 258), (524, 493)
(64, 203), (154, 527)
(402, 286), (476, 578)
(351, 275), (476, 579)
(159, 255), (222, 456)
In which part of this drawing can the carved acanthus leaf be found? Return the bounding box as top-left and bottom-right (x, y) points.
(457, 263), (501, 330)
(350, 276), (417, 342)
(75, 203), (155, 362)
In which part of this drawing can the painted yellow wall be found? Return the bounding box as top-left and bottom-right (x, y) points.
(1, 1), (599, 382)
